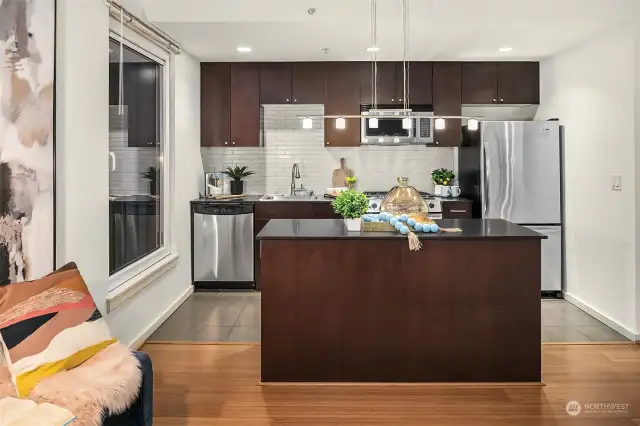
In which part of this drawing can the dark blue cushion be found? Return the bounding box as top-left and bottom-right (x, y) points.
(102, 351), (153, 426)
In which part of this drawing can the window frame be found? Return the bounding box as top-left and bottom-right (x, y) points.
(107, 25), (176, 297)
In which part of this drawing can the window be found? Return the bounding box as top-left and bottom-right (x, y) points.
(108, 30), (173, 294)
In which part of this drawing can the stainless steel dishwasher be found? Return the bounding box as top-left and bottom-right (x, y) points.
(191, 202), (255, 290)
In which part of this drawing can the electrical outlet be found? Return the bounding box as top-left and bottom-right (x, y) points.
(612, 174), (622, 191)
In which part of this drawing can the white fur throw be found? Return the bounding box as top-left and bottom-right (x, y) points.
(0, 343), (142, 426)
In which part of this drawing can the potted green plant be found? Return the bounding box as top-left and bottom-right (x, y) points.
(140, 166), (158, 196)
(431, 168), (455, 197)
(332, 189), (369, 232)
(222, 165), (255, 195)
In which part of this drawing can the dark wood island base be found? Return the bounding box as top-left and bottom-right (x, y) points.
(258, 219), (545, 384)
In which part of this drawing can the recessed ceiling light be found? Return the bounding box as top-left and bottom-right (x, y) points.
(498, 47), (513, 52)
(366, 46), (380, 52)
(237, 46), (252, 53)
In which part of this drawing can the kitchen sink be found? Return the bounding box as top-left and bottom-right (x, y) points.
(260, 194), (325, 201)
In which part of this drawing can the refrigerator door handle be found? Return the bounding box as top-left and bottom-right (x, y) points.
(481, 142), (489, 216)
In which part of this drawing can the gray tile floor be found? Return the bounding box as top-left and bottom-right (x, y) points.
(147, 292), (629, 343)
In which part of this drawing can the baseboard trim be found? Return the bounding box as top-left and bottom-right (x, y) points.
(128, 285), (194, 350)
(563, 292), (637, 342)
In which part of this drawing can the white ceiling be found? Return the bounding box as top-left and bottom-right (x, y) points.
(145, 0), (637, 62)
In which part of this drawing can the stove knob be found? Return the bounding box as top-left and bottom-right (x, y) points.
(371, 203), (378, 209)
(429, 203), (435, 209)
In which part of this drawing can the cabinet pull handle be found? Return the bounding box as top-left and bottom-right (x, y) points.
(449, 209), (467, 213)
(293, 99), (297, 103)
(493, 98), (497, 103)
(435, 141), (439, 145)
(391, 98), (395, 102)
(286, 99), (290, 103)
(224, 141), (228, 145)
(500, 99), (504, 103)
(326, 141), (330, 145)
(398, 98), (402, 102)
(232, 141), (236, 145)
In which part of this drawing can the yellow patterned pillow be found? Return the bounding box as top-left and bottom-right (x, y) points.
(0, 263), (116, 397)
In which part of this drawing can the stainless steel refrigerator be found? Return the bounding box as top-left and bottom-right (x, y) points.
(459, 121), (564, 294)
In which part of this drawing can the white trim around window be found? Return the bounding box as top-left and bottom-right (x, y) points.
(107, 20), (177, 305)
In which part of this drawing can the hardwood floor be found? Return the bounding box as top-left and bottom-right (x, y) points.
(143, 343), (640, 425)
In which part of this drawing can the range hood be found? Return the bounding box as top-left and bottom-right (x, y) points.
(461, 104), (540, 122)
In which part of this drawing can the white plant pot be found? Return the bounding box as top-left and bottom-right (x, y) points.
(344, 218), (362, 232)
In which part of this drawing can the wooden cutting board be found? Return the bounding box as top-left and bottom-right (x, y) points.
(332, 168), (353, 188)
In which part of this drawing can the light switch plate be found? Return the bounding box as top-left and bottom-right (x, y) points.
(612, 174), (622, 191)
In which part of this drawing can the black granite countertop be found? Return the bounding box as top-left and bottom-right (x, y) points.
(256, 219), (546, 240)
(191, 195), (334, 204)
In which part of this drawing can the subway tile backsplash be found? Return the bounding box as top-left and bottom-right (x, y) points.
(201, 105), (454, 195)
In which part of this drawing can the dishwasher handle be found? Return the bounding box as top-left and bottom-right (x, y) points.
(193, 203), (254, 215)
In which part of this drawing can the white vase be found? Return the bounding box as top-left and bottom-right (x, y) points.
(434, 184), (443, 196)
(344, 218), (362, 232)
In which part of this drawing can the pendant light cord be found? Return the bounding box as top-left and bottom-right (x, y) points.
(118, 6), (124, 116)
(370, 0), (378, 111)
(403, 0), (409, 112)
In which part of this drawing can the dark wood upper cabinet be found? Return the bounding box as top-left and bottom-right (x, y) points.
(497, 62), (540, 104)
(201, 63), (231, 147)
(136, 63), (158, 147)
(361, 62), (432, 105)
(259, 63), (292, 104)
(291, 62), (326, 104)
(407, 62), (433, 104)
(461, 62), (498, 104)
(361, 61), (398, 104)
(231, 63), (260, 147)
(433, 62), (462, 147)
(325, 62), (361, 147)
(462, 62), (539, 105)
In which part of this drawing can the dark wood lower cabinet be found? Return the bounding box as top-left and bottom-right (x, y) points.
(442, 200), (473, 219)
(260, 237), (541, 382)
(254, 201), (340, 289)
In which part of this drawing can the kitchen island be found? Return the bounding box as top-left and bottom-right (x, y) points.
(257, 219), (546, 384)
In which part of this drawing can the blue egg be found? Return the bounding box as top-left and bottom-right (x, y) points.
(390, 218), (398, 226)
(430, 224), (439, 232)
(380, 214), (389, 222)
(400, 214), (408, 222)
(400, 225), (409, 234)
(363, 216), (371, 222)
(414, 223), (423, 232)
(407, 218), (416, 227)
(423, 224), (431, 233)
(395, 222), (403, 230)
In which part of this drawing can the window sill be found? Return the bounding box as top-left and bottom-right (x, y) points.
(106, 253), (179, 313)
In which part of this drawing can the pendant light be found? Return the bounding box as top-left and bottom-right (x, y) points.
(402, 117), (412, 129)
(435, 118), (446, 130)
(468, 118), (479, 131)
(369, 117), (379, 128)
(336, 117), (346, 129)
(302, 117), (313, 129)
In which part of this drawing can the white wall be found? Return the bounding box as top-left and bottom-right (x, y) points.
(202, 105), (454, 195)
(536, 25), (638, 337)
(56, 0), (202, 346)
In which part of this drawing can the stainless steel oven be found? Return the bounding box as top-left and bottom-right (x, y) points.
(361, 105), (434, 145)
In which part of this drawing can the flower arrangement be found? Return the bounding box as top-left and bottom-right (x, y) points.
(431, 168), (455, 186)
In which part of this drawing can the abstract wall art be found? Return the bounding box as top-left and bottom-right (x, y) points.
(0, 0), (55, 284)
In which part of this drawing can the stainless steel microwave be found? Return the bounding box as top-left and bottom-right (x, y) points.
(361, 105), (434, 145)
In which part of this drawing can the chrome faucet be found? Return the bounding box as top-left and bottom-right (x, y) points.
(291, 163), (302, 195)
